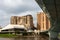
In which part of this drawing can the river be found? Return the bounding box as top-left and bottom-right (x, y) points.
(0, 35), (49, 40)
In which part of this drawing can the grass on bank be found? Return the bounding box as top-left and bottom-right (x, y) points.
(0, 34), (17, 38)
(0, 32), (28, 38)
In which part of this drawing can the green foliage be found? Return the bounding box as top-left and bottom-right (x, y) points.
(0, 34), (16, 38)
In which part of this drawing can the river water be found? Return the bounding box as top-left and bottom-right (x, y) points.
(0, 35), (49, 40)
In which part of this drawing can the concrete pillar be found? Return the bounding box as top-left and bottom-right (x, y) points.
(49, 31), (59, 40)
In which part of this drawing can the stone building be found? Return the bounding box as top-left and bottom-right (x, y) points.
(37, 12), (50, 31)
(10, 15), (34, 29)
(11, 16), (17, 24)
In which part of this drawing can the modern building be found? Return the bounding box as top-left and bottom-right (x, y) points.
(1, 15), (35, 34)
(1, 24), (27, 34)
(37, 12), (50, 31)
(1, 24), (27, 30)
(10, 15), (34, 29)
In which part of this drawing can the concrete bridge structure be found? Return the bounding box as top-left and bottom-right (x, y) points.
(35, 0), (60, 40)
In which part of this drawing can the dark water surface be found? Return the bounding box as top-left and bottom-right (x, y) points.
(0, 35), (49, 40)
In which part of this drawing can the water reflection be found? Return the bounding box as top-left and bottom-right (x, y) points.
(0, 36), (49, 40)
(0, 38), (13, 40)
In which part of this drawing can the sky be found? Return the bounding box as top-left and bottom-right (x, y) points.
(0, 0), (42, 27)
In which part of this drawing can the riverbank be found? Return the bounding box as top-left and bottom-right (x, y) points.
(0, 34), (17, 38)
(0, 34), (49, 38)
(0, 34), (35, 38)
(0, 32), (50, 38)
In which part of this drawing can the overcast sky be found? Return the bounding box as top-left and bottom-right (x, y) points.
(0, 0), (42, 27)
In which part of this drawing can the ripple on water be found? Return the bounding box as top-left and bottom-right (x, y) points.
(0, 36), (49, 40)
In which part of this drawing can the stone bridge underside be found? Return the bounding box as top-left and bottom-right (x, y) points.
(35, 0), (60, 32)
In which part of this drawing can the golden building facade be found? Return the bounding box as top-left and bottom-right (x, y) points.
(37, 12), (50, 31)
(10, 15), (34, 28)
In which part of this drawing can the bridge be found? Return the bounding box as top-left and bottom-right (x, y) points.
(35, 0), (60, 40)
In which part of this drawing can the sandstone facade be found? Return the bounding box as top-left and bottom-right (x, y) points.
(10, 15), (34, 29)
(37, 12), (50, 31)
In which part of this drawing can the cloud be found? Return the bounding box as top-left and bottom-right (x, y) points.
(0, 0), (42, 27)
(0, 0), (23, 7)
(33, 20), (37, 27)
(0, 0), (41, 14)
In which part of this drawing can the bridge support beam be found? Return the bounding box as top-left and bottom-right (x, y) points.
(49, 31), (59, 40)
